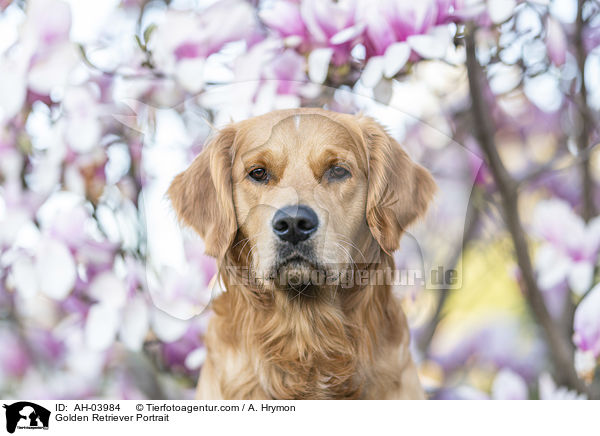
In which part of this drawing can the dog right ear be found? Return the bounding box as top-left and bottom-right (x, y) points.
(168, 126), (237, 259)
(358, 116), (436, 253)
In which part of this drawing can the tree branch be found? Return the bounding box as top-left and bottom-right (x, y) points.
(464, 25), (590, 396)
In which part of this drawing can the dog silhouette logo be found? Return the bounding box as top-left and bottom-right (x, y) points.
(2, 402), (50, 433)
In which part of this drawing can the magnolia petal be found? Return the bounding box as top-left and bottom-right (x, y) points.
(88, 271), (127, 308)
(329, 23), (365, 45)
(0, 210), (31, 247)
(488, 0), (516, 24)
(491, 369), (528, 400)
(537, 249), (570, 290)
(259, 1), (305, 39)
(407, 26), (450, 59)
(538, 373), (557, 400)
(545, 17), (567, 66)
(283, 35), (303, 48)
(119, 295), (149, 352)
(585, 215), (600, 253)
(151, 308), (189, 343)
(35, 237), (76, 300)
(573, 282), (600, 357)
(307, 47), (333, 84)
(175, 58), (205, 94)
(373, 77), (393, 105)
(383, 42), (410, 79)
(10, 256), (38, 299)
(28, 43), (79, 95)
(538, 372), (587, 400)
(361, 55), (384, 88)
(567, 261), (594, 296)
(85, 303), (119, 351)
(532, 199), (577, 243)
(535, 244), (559, 272)
(25, 0), (72, 44)
(66, 116), (102, 154)
(299, 0), (329, 43)
(574, 349), (597, 381)
(0, 61), (27, 121)
(184, 347), (207, 370)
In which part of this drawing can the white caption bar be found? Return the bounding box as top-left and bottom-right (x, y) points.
(0, 400), (594, 435)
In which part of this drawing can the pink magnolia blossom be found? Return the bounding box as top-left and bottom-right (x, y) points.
(160, 319), (207, 374)
(259, 1), (309, 47)
(27, 328), (65, 361)
(261, 0), (363, 84)
(0, 0), (77, 120)
(8, 234), (77, 302)
(148, 0), (260, 92)
(80, 252), (152, 353)
(363, 0), (438, 58)
(62, 85), (103, 154)
(583, 24), (600, 53)
(573, 282), (600, 358)
(361, 0), (453, 87)
(146, 237), (217, 324)
(300, 0), (363, 65)
(0, 329), (31, 378)
(532, 200), (600, 296)
(23, 0), (79, 96)
(545, 17), (567, 66)
(0, 0), (13, 11)
(263, 48), (308, 95)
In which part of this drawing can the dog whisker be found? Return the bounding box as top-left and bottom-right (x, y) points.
(245, 242), (260, 267)
(331, 232), (368, 263)
(236, 230), (270, 261)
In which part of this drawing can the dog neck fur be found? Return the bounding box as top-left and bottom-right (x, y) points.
(210, 248), (409, 399)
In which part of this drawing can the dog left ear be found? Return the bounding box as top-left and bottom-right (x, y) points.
(359, 116), (436, 253)
(168, 126), (237, 259)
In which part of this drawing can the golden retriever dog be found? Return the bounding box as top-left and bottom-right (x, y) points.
(168, 108), (436, 399)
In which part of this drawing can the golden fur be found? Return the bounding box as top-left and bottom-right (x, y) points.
(168, 108), (436, 399)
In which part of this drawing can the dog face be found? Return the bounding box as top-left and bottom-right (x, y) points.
(169, 109), (435, 294)
(231, 113), (371, 292)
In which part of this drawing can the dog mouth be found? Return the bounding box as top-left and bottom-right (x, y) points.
(273, 242), (319, 270)
(270, 246), (328, 297)
(276, 254), (319, 270)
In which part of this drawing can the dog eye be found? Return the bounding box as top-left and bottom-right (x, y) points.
(248, 167), (269, 182)
(326, 165), (351, 181)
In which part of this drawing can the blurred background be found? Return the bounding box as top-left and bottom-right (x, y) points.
(1, 0), (600, 400)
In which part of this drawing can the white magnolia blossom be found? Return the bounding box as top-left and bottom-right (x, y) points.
(538, 373), (587, 400)
(491, 369), (528, 400)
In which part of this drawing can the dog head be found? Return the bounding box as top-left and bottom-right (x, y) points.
(168, 108), (436, 294)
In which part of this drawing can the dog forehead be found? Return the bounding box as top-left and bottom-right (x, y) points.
(234, 112), (361, 160)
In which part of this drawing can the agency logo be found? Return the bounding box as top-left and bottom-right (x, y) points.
(2, 402), (50, 434)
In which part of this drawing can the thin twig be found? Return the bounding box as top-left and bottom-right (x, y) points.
(575, 0), (596, 222)
(517, 142), (600, 188)
(78, 44), (171, 81)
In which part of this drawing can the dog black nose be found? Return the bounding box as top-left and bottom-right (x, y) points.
(272, 205), (318, 244)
